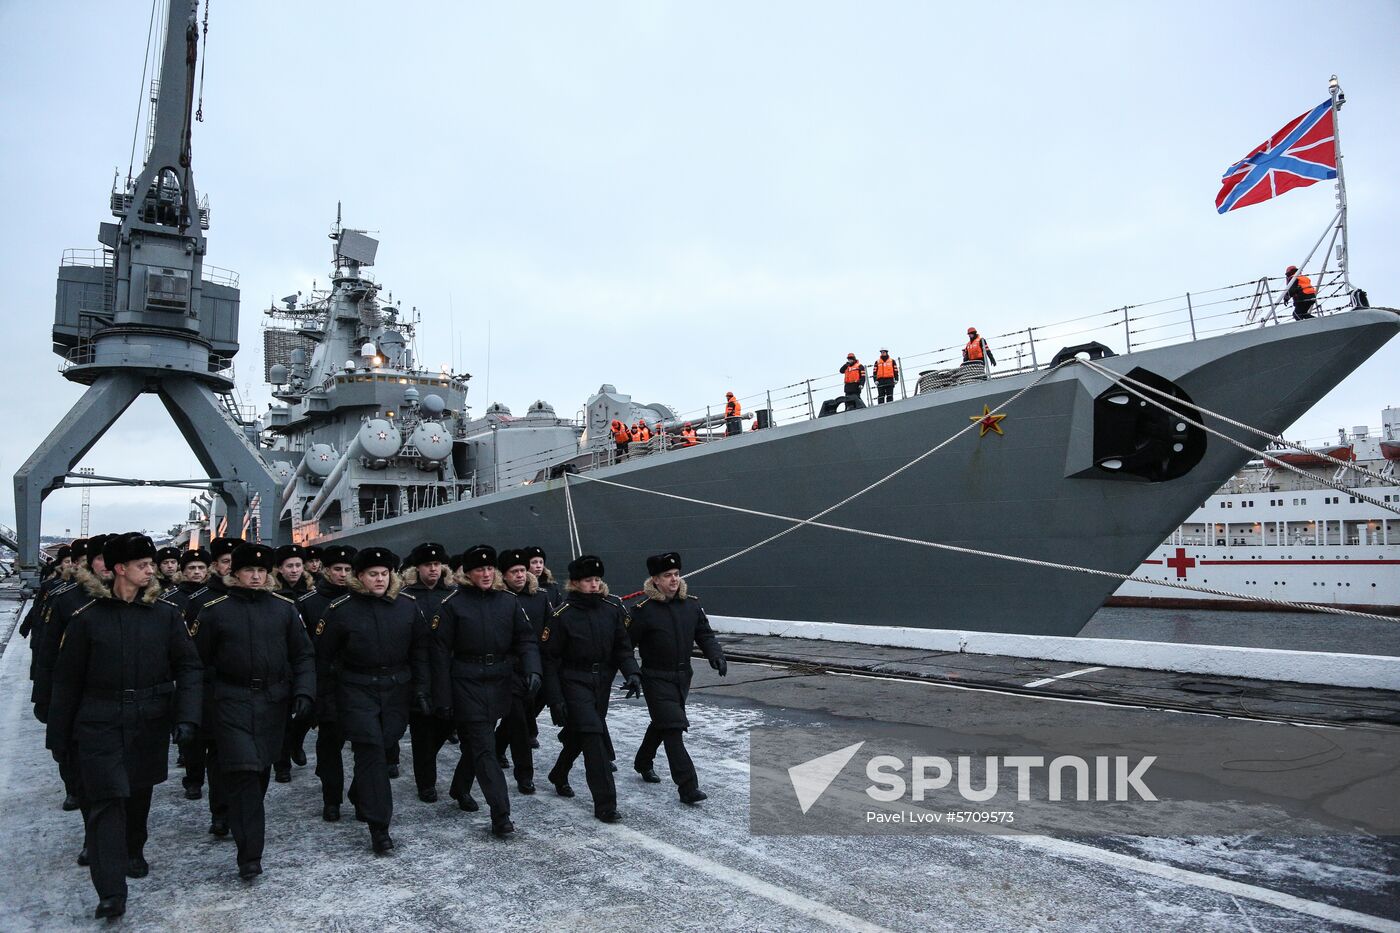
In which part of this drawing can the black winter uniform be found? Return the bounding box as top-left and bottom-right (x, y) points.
(314, 577), (430, 830)
(432, 583), (540, 816)
(628, 578), (725, 796)
(45, 581), (202, 903)
(492, 572), (553, 781)
(268, 573), (315, 777)
(193, 583), (315, 867)
(541, 585), (639, 814)
(401, 571), (457, 796)
(158, 578), (206, 620)
(297, 579), (350, 803)
(32, 573), (97, 721)
(180, 574), (230, 795)
(536, 568), (564, 610)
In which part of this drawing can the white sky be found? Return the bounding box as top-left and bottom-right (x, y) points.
(2, 0), (1397, 538)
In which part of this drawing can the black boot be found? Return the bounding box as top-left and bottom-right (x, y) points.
(371, 826), (394, 854)
(453, 793), (479, 812)
(94, 896), (126, 920)
(126, 854), (149, 878)
(516, 780), (536, 795)
(183, 785), (202, 800)
(636, 766), (661, 783)
(291, 747), (308, 767)
(322, 803), (341, 822)
(552, 781), (575, 798)
(491, 815), (515, 837)
(77, 847), (90, 866)
(386, 763), (400, 779)
(208, 817), (230, 837)
(274, 768), (291, 784)
(62, 793), (81, 811)
(418, 786), (438, 803)
(238, 859), (263, 880)
(595, 807), (621, 823)
(496, 754), (510, 769)
(680, 788), (709, 805)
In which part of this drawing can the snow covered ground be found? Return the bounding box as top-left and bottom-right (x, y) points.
(1, 589), (1395, 931)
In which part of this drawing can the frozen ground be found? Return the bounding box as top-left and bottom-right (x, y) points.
(1, 587), (1396, 932)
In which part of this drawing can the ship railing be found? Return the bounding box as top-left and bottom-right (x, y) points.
(664, 270), (1357, 433)
(61, 248), (240, 288)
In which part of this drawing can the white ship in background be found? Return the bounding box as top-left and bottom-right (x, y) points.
(1111, 407), (1400, 615)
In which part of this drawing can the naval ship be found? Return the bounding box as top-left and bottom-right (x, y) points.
(14, 0), (1399, 639)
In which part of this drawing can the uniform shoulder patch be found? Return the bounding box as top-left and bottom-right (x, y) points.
(271, 592), (295, 604)
(540, 625), (550, 642)
(314, 619), (326, 636)
(551, 603), (570, 617)
(189, 620), (201, 637)
(400, 592), (417, 601)
(71, 599), (97, 617)
(297, 591), (317, 603)
(205, 595), (229, 608)
(327, 594), (351, 609)
(430, 614), (441, 631)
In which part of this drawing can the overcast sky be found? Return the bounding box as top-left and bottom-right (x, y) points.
(2, 0), (1397, 539)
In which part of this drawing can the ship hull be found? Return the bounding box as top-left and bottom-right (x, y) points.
(325, 310), (1399, 637)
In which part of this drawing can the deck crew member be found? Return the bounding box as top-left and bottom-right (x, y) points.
(724, 392), (742, 436)
(45, 533), (201, 921)
(1284, 265), (1317, 320)
(299, 545), (357, 821)
(840, 353), (866, 402)
(156, 546), (182, 589)
(433, 545), (540, 835)
(612, 419), (631, 459)
(192, 543), (314, 880)
(542, 555), (641, 823)
(627, 552), (726, 805)
(963, 327), (996, 374)
(873, 349), (899, 404)
(679, 423), (698, 447)
(492, 548), (553, 792)
(401, 541), (456, 802)
(314, 546), (431, 853)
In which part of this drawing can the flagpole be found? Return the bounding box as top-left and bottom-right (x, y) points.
(1328, 75), (1351, 291)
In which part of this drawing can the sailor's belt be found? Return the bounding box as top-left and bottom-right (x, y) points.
(643, 663), (693, 673)
(339, 664), (410, 685)
(565, 662), (609, 673)
(454, 653), (508, 664)
(85, 682), (175, 702)
(217, 672), (288, 690)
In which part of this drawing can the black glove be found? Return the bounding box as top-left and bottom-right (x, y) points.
(414, 693), (432, 717)
(33, 703), (48, 725)
(171, 722), (197, 746)
(18, 618), (32, 638)
(291, 696), (313, 720)
(525, 672), (541, 699)
(433, 706), (454, 721)
(710, 655), (728, 677)
(623, 673), (642, 699)
(549, 703), (567, 727)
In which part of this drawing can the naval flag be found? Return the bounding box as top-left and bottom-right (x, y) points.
(1215, 100), (1337, 214)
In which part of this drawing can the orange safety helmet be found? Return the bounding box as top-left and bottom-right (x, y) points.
(725, 391), (734, 398)
(967, 327), (978, 335)
(1285, 265), (1298, 275)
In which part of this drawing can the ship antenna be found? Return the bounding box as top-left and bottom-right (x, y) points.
(126, 0), (160, 189)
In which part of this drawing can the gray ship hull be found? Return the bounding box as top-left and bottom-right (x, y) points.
(327, 310), (1398, 637)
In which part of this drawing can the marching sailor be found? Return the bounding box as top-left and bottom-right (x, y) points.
(400, 541), (457, 803)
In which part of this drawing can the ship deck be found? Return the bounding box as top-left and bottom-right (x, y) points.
(2, 585), (1397, 931)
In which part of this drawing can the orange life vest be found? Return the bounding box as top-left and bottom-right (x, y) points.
(612, 423), (630, 444)
(843, 362), (864, 385)
(964, 338), (985, 361)
(875, 357), (895, 380)
(637, 424), (652, 442)
(680, 427), (698, 446)
(1295, 274), (1316, 297)
(725, 398), (741, 417)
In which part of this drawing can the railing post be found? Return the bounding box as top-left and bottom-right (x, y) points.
(766, 390), (774, 427)
(897, 358), (908, 399)
(805, 380), (816, 420)
(705, 405), (712, 440)
(1026, 327), (1038, 369)
(1185, 291), (1197, 340)
(1122, 306), (1132, 353)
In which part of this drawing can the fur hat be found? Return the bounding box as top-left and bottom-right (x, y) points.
(321, 544), (357, 568)
(103, 533), (157, 568)
(86, 534), (114, 566)
(458, 544), (497, 573)
(521, 545), (546, 564)
(68, 538), (90, 561)
(273, 544), (305, 566)
(179, 547), (213, 568)
(353, 546), (398, 575)
(54, 545), (72, 563)
(497, 548), (528, 573)
(646, 552), (682, 576)
(231, 543), (276, 573)
(407, 542), (450, 567)
(209, 536), (242, 559)
(304, 546), (324, 563)
(156, 546), (181, 564)
(568, 555), (605, 580)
